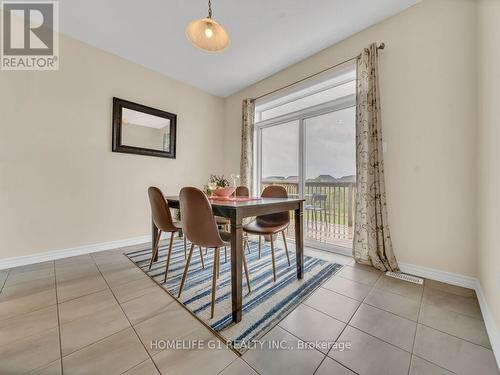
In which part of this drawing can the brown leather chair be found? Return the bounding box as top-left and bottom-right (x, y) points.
(148, 187), (187, 283)
(243, 185), (291, 281)
(177, 187), (251, 318)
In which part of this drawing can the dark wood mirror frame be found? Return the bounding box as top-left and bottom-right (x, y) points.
(112, 97), (177, 159)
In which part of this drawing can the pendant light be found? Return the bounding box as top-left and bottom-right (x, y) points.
(186, 0), (230, 52)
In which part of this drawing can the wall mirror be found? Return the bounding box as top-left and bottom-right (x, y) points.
(112, 97), (177, 158)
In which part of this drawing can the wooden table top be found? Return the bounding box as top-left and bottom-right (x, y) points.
(165, 196), (304, 209)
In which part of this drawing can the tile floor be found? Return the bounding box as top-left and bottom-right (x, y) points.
(0, 242), (498, 375)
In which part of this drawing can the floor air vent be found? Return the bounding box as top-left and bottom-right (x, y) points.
(385, 271), (424, 285)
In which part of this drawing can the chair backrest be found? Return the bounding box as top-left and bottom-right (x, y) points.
(235, 185), (249, 197)
(148, 187), (176, 232)
(179, 187), (225, 248)
(256, 185), (290, 226)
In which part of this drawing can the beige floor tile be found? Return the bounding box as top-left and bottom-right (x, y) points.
(59, 289), (117, 324)
(2, 275), (55, 297)
(55, 254), (94, 266)
(55, 263), (101, 283)
(348, 263), (383, 274)
(219, 359), (258, 375)
(364, 287), (421, 321)
(419, 303), (490, 348)
(122, 359), (160, 375)
(121, 288), (174, 325)
(409, 355), (454, 375)
(134, 301), (205, 354)
(9, 261), (54, 274)
(374, 275), (423, 301)
(425, 280), (476, 298)
(349, 303), (416, 351)
(243, 326), (324, 375)
(60, 304), (130, 355)
(0, 305), (58, 346)
(111, 276), (158, 304)
(95, 256), (133, 270)
(101, 267), (147, 288)
(422, 287), (482, 320)
(315, 357), (356, 375)
(152, 326), (237, 375)
(303, 287), (360, 323)
(57, 274), (108, 302)
(0, 286), (56, 321)
(0, 327), (60, 374)
(4, 268), (54, 287)
(62, 328), (149, 375)
(278, 303), (346, 353)
(322, 276), (372, 301)
(337, 265), (381, 285)
(329, 326), (411, 375)
(26, 360), (62, 375)
(413, 324), (498, 375)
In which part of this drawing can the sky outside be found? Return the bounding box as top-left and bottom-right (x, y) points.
(261, 106), (356, 179)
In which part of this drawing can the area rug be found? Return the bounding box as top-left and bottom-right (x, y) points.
(125, 238), (342, 353)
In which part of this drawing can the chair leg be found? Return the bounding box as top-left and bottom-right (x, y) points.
(163, 232), (174, 283)
(216, 248), (220, 279)
(245, 238), (251, 254)
(149, 229), (161, 270)
(270, 236), (277, 282)
(242, 249), (251, 293)
(282, 231), (291, 266)
(177, 243), (195, 298)
(258, 236), (262, 259)
(183, 235), (187, 259)
(224, 247), (227, 263)
(199, 246), (205, 269)
(211, 247), (218, 319)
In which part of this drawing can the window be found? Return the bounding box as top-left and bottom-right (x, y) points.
(254, 64), (356, 252)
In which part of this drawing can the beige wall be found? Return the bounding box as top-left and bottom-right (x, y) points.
(224, 0), (478, 277)
(477, 0), (500, 334)
(0, 34), (225, 259)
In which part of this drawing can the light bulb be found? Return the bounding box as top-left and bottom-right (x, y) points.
(204, 27), (213, 38)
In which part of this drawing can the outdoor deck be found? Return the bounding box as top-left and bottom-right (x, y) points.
(262, 180), (356, 250)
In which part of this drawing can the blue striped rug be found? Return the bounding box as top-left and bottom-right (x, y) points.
(125, 237), (342, 353)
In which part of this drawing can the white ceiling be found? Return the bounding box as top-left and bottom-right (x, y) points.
(60, 0), (418, 97)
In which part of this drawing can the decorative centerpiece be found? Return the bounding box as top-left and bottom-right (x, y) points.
(207, 175), (235, 197)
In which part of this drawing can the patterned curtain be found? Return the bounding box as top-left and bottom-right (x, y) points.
(240, 99), (256, 195)
(353, 44), (399, 272)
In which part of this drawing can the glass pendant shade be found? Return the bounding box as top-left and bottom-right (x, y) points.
(186, 18), (230, 52)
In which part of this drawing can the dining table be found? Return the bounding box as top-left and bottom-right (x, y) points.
(153, 196), (305, 323)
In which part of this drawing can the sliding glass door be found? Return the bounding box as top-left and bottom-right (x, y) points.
(303, 107), (356, 250)
(255, 98), (356, 253)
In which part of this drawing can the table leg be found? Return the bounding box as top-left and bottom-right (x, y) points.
(230, 214), (243, 323)
(152, 218), (159, 262)
(294, 202), (304, 279)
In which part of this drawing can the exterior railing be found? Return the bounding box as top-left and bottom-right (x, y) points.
(261, 181), (356, 243)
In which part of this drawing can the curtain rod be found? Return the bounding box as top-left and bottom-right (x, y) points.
(254, 42), (385, 101)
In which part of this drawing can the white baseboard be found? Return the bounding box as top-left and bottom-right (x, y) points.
(399, 261), (499, 369)
(474, 280), (500, 368)
(399, 261), (477, 289)
(0, 235), (151, 270)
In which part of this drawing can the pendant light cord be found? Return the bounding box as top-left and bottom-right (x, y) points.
(208, 0), (212, 18)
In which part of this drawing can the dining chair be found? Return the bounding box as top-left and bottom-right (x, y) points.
(243, 185), (291, 282)
(210, 185), (251, 257)
(177, 187), (251, 318)
(147, 187), (188, 283)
